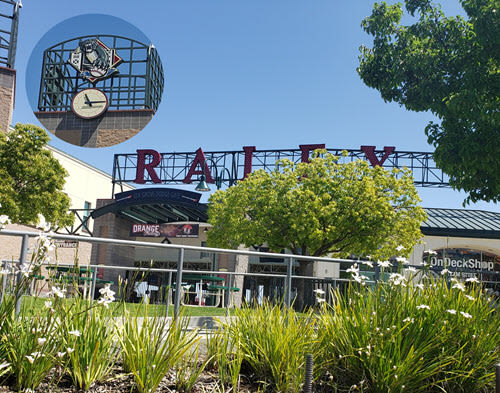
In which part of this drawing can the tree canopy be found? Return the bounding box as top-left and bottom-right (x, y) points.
(358, 0), (499, 204)
(207, 152), (426, 260)
(0, 123), (73, 227)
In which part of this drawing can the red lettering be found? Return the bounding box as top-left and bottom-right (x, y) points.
(299, 144), (325, 162)
(183, 148), (215, 184)
(135, 149), (162, 184)
(360, 146), (395, 167)
(242, 146), (256, 179)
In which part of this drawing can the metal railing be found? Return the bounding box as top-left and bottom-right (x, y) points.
(1, 229), (499, 318)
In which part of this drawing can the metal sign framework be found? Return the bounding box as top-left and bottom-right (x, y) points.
(37, 34), (164, 113)
(0, 0), (21, 68)
(112, 146), (449, 196)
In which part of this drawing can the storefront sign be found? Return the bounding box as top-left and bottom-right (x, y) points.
(428, 248), (499, 280)
(131, 223), (199, 238)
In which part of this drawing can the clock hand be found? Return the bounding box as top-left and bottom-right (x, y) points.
(87, 100), (107, 104)
(84, 94), (92, 107)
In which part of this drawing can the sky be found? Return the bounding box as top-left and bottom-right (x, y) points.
(9, 0), (499, 211)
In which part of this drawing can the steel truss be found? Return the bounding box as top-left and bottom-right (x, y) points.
(112, 147), (449, 196)
(0, 0), (20, 68)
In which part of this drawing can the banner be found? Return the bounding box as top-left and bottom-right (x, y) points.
(131, 223), (199, 238)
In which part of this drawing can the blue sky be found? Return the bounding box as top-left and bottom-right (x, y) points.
(11, 0), (499, 211)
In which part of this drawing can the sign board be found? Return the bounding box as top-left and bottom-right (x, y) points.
(131, 223), (199, 238)
(55, 240), (78, 248)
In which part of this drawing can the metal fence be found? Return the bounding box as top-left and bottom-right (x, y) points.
(1, 229), (499, 317)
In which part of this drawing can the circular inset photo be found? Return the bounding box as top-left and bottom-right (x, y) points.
(26, 14), (164, 148)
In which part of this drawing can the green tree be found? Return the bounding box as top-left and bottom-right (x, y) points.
(0, 123), (74, 227)
(358, 0), (499, 204)
(207, 152), (426, 263)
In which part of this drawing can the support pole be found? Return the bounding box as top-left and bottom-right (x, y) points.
(496, 363), (500, 393)
(174, 249), (184, 319)
(15, 234), (29, 316)
(90, 268), (97, 301)
(285, 257), (293, 308)
(225, 273), (233, 316)
(165, 271), (172, 317)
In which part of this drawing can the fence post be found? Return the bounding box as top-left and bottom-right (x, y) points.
(225, 273), (233, 315)
(165, 271), (172, 317)
(496, 363), (500, 393)
(1, 260), (7, 305)
(173, 248), (184, 319)
(15, 234), (29, 316)
(304, 353), (313, 393)
(285, 257), (293, 308)
(90, 268), (97, 300)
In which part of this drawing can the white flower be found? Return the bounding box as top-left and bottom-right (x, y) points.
(416, 304), (430, 310)
(57, 352), (66, 358)
(465, 295), (475, 301)
(0, 214), (11, 229)
(396, 256), (409, 265)
(346, 264), (359, 275)
(421, 261), (430, 267)
(66, 347), (75, 354)
(446, 309), (457, 315)
(424, 249), (437, 255)
(403, 317), (414, 323)
(378, 260), (392, 268)
(415, 283), (425, 290)
(25, 355), (34, 364)
(68, 330), (81, 337)
(441, 268), (450, 275)
(36, 214), (52, 232)
(316, 297), (326, 304)
(313, 288), (325, 295)
(0, 362), (9, 370)
(452, 282), (466, 292)
(361, 260), (374, 268)
(49, 286), (66, 298)
(396, 245), (404, 252)
(44, 301), (53, 308)
(353, 274), (369, 284)
(460, 311), (472, 319)
(407, 267), (417, 273)
(37, 338), (47, 346)
(465, 277), (479, 283)
(18, 264), (33, 278)
(389, 273), (407, 287)
(98, 284), (116, 308)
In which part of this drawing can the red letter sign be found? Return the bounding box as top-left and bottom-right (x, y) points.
(242, 146), (256, 179)
(135, 149), (162, 184)
(299, 144), (325, 162)
(183, 148), (215, 184)
(360, 146), (395, 167)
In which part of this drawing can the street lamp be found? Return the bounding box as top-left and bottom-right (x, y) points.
(195, 159), (232, 192)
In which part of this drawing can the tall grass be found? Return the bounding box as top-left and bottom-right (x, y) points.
(117, 305), (199, 393)
(216, 302), (317, 393)
(60, 296), (119, 390)
(315, 276), (500, 392)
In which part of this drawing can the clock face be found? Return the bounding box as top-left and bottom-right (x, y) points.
(71, 88), (109, 119)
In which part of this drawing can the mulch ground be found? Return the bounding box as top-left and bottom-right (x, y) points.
(0, 367), (258, 393)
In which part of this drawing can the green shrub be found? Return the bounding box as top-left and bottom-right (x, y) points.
(315, 275), (500, 393)
(221, 303), (317, 393)
(117, 306), (199, 393)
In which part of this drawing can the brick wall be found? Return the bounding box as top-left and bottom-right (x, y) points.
(0, 67), (16, 134)
(34, 109), (154, 147)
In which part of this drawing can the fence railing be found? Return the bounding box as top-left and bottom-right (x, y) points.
(1, 229), (499, 317)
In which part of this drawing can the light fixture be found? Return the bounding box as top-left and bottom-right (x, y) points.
(195, 174), (211, 192)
